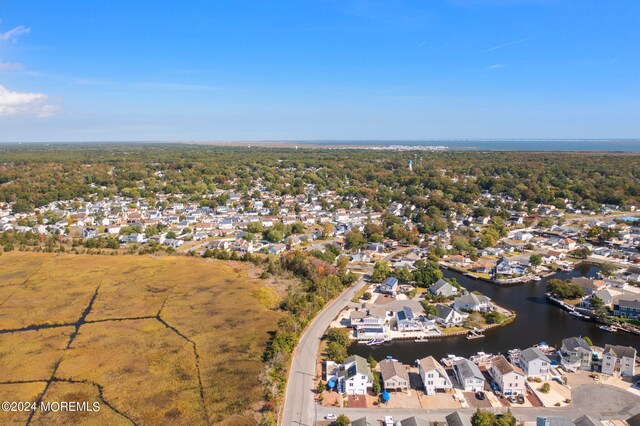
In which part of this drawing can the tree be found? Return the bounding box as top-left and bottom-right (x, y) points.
(600, 262), (618, 277)
(336, 414), (351, 426)
(529, 253), (542, 268)
(394, 267), (413, 283)
(370, 261), (391, 283)
(539, 383), (551, 394)
(345, 228), (366, 250)
(471, 408), (496, 426)
(326, 341), (347, 363)
(495, 409), (517, 426)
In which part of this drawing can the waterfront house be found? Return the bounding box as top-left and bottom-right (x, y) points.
(429, 279), (459, 298)
(571, 277), (605, 295)
(453, 293), (493, 312)
(395, 306), (424, 332)
(351, 305), (390, 341)
(325, 355), (373, 395)
(614, 297), (640, 319)
(452, 358), (485, 392)
(379, 359), (410, 392)
(559, 337), (593, 371)
(431, 304), (468, 327)
(495, 256), (514, 275)
(380, 276), (399, 297)
(518, 347), (551, 380)
(418, 356), (452, 395)
(601, 344), (636, 377)
(489, 355), (526, 395)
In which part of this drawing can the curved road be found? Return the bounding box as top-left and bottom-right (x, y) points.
(281, 249), (410, 425)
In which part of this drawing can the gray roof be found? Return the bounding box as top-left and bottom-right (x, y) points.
(446, 411), (473, 426)
(618, 298), (640, 309)
(352, 417), (371, 426)
(430, 279), (458, 295)
(453, 358), (484, 381)
(339, 355), (372, 381)
(521, 347), (551, 363)
(562, 336), (591, 352)
(603, 344), (637, 359)
(454, 293), (491, 306)
(537, 417), (575, 426)
(400, 416), (429, 426)
(574, 415), (603, 426)
(379, 359), (409, 382)
(419, 356), (448, 378)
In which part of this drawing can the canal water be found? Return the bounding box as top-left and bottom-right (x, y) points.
(349, 264), (640, 364)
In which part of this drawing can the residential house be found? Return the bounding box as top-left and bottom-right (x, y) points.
(351, 305), (390, 341)
(559, 337), (593, 371)
(614, 298), (640, 319)
(571, 277), (605, 295)
(380, 276), (399, 297)
(418, 356), (452, 395)
(431, 304), (468, 328)
(395, 306), (423, 332)
(489, 355), (526, 395)
(518, 347), (551, 380)
(379, 359), (410, 392)
(429, 279), (459, 298)
(601, 344), (636, 377)
(453, 293), (493, 312)
(325, 355), (373, 395)
(452, 358), (485, 392)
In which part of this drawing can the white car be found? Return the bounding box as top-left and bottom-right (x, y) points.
(325, 414), (337, 420)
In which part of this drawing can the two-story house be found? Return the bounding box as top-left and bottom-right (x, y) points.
(452, 358), (485, 392)
(559, 337), (593, 372)
(518, 347), (551, 380)
(489, 355), (526, 396)
(418, 356), (452, 395)
(379, 359), (409, 392)
(325, 355), (373, 395)
(601, 344), (636, 377)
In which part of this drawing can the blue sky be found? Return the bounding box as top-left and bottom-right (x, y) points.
(0, 0), (639, 142)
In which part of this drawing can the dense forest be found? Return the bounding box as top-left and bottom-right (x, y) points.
(2, 143), (640, 213)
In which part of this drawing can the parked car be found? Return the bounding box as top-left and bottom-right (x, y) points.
(475, 391), (486, 400)
(325, 414), (337, 420)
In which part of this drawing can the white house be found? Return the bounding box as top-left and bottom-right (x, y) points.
(453, 293), (493, 312)
(601, 344), (636, 377)
(429, 279), (459, 298)
(418, 356), (452, 395)
(489, 355), (526, 396)
(325, 355), (373, 395)
(380, 276), (399, 297)
(432, 304), (468, 327)
(452, 358), (485, 392)
(559, 337), (593, 372)
(518, 347), (551, 380)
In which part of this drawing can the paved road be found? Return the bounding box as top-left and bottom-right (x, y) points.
(315, 383), (640, 423)
(281, 248), (411, 426)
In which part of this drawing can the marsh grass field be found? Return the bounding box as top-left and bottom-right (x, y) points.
(0, 252), (282, 425)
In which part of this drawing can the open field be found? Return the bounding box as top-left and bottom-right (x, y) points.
(0, 252), (282, 425)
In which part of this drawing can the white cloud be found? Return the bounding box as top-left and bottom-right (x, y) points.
(0, 25), (30, 43)
(488, 63), (508, 69)
(0, 85), (60, 117)
(0, 62), (22, 70)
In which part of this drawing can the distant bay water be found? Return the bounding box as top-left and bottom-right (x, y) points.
(295, 140), (640, 152)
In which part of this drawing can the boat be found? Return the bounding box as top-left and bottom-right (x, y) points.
(365, 338), (383, 346)
(532, 276), (542, 282)
(467, 329), (485, 340)
(414, 336), (429, 342)
(599, 325), (617, 332)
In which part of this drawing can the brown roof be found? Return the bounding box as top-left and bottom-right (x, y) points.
(491, 355), (525, 376)
(380, 359), (409, 382)
(419, 356), (448, 377)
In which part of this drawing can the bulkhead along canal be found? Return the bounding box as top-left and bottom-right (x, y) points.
(349, 264), (640, 364)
